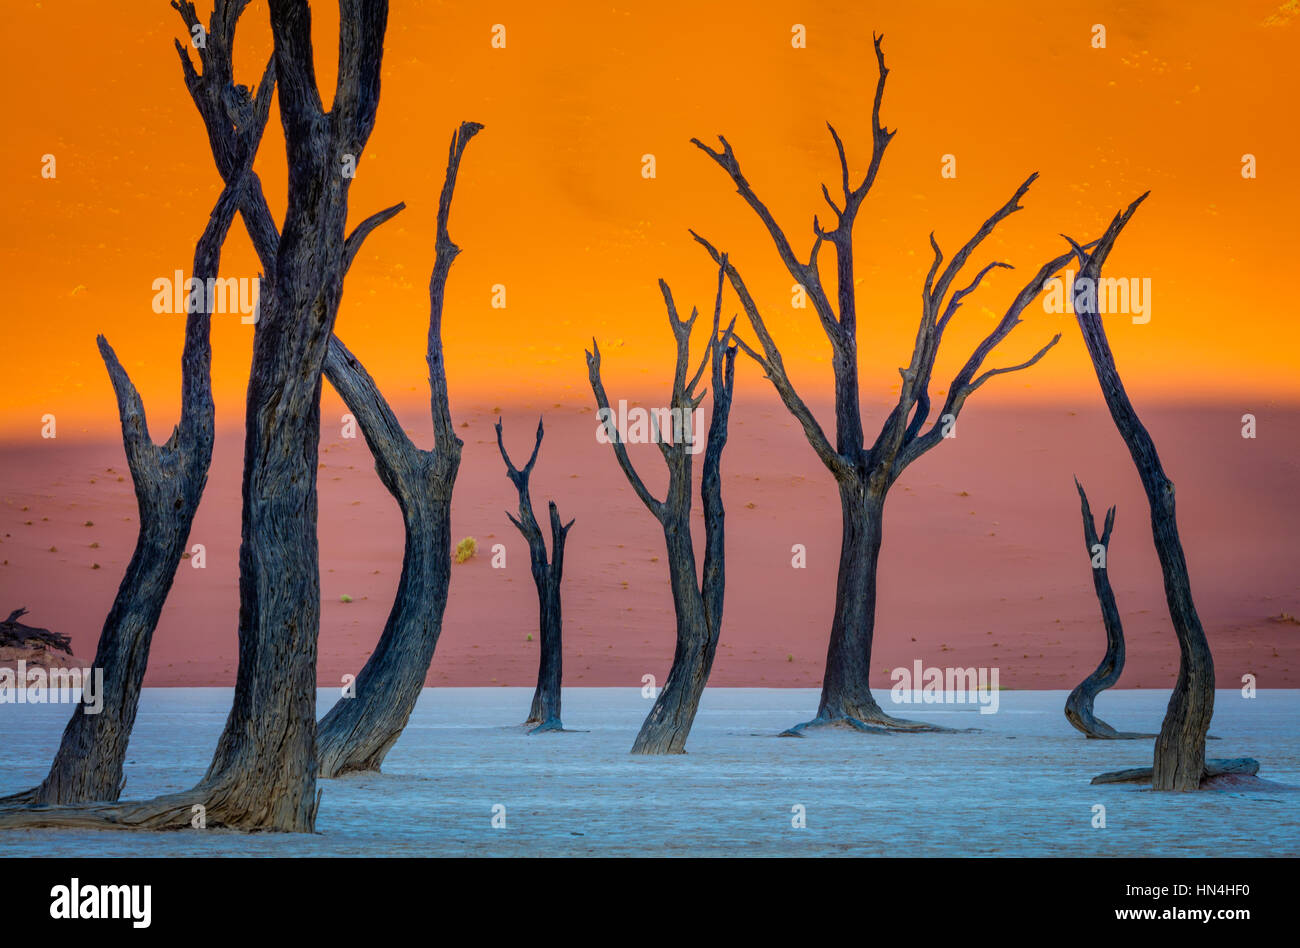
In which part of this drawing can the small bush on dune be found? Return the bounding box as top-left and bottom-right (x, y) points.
(454, 537), (478, 564)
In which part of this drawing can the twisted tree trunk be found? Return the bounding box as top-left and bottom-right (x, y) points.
(1065, 196), (1239, 790)
(1064, 479), (1153, 740)
(587, 263), (737, 754)
(495, 419), (574, 733)
(0, 180), (243, 809)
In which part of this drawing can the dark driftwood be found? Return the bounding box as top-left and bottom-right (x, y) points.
(586, 261), (737, 754)
(1063, 197), (1219, 792)
(1064, 480), (1154, 740)
(496, 419), (575, 733)
(0, 0), (390, 833)
(0, 609), (72, 655)
(691, 34), (1083, 736)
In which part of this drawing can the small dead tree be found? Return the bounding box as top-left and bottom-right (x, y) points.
(0, 176), (246, 809)
(1065, 479), (1153, 740)
(0, 609), (73, 656)
(586, 262), (737, 754)
(691, 34), (1095, 735)
(0, 0), (391, 832)
(1064, 197), (1256, 790)
(495, 418), (575, 733)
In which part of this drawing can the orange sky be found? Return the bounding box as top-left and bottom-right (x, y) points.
(2, 0), (1298, 440)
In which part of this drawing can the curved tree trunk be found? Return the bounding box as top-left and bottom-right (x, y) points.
(315, 121), (478, 775)
(0, 180), (243, 809)
(1064, 479), (1154, 740)
(587, 263), (737, 755)
(314, 339), (458, 777)
(496, 419), (574, 733)
(1065, 197), (1218, 791)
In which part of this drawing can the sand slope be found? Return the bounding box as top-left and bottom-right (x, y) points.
(0, 399), (1296, 690)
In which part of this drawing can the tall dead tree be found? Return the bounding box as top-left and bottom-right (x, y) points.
(691, 34), (1097, 735)
(314, 122), (479, 776)
(495, 418), (575, 733)
(0, 0), (391, 832)
(586, 262), (737, 754)
(1065, 479), (1153, 740)
(1064, 196), (1251, 790)
(0, 173), (248, 808)
(169, 0), (473, 778)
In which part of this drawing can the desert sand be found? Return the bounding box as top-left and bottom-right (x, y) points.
(0, 396), (1296, 691)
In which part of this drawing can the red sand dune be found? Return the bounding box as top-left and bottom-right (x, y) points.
(1, 396), (1296, 691)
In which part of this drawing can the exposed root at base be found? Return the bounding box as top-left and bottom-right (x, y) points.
(780, 710), (965, 737)
(1091, 757), (1262, 788)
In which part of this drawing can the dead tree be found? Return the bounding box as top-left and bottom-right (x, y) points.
(586, 262), (737, 754)
(495, 418), (575, 733)
(314, 123), (479, 775)
(168, 1), (472, 778)
(0, 609), (73, 656)
(1064, 479), (1153, 739)
(0, 175), (246, 810)
(0, 1), (271, 811)
(0, 0), (390, 832)
(1064, 196), (1254, 790)
(691, 34), (1094, 735)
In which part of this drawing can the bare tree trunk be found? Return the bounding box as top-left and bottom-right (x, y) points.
(0, 180), (244, 809)
(806, 485), (893, 730)
(0, 0), (390, 833)
(313, 122), (479, 776)
(496, 420), (574, 733)
(1064, 479), (1153, 740)
(1065, 197), (1235, 790)
(313, 338), (458, 777)
(587, 264), (737, 754)
(168, 3), (477, 780)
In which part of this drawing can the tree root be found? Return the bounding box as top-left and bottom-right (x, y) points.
(1091, 757), (1260, 788)
(780, 710), (960, 737)
(0, 787), (39, 808)
(0, 790), (205, 832)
